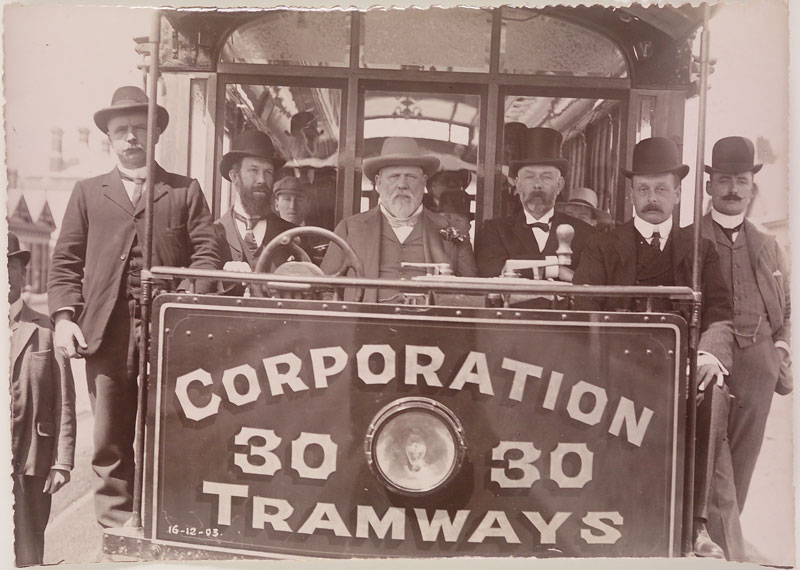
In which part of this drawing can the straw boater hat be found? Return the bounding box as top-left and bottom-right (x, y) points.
(509, 127), (569, 178)
(362, 137), (440, 183)
(220, 129), (286, 182)
(93, 86), (169, 134)
(8, 232), (30, 266)
(556, 187), (612, 225)
(705, 136), (763, 175)
(622, 137), (690, 179)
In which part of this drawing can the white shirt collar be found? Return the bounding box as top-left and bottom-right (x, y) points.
(633, 215), (673, 240)
(117, 163), (148, 180)
(523, 207), (555, 226)
(710, 208), (745, 229)
(9, 297), (23, 322)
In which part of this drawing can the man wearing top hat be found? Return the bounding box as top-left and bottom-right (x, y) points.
(47, 85), (220, 529)
(475, 127), (594, 279)
(9, 233), (75, 566)
(215, 129), (300, 292)
(573, 137), (739, 559)
(321, 137), (476, 303)
(700, 136), (791, 546)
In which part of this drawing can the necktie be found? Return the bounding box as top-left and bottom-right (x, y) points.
(233, 211), (262, 256)
(721, 224), (742, 243)
(382, 208), (422, 229)
(119, 172), (145, 207)
(527, 222), (550, 232)
(649, 229), (662, 252)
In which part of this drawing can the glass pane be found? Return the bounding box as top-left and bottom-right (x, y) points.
(159, 15), (215, 70)
(501, 95), (621, 225)
(500, 8), (628, 77)
(224, 83), (341, 231)
(362, 90), (480, 241)
(361, 8), (491, 72)
(221, 11), (350, 67)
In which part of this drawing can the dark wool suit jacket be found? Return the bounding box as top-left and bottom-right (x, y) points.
(10, 304), (76, 477)
(573, 219), (734, 369)
(701, 214), (790, 346)
(320, 206), (477, 303)
(475, 210), (594, 277)
(48, 165), (221, 355)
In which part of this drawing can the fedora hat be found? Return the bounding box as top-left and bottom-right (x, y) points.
(509, 127), (569, 178)
(94, 86), (169, 134)
(705, 136), (763, 175)
(556, 187), (612, 225)
(622, 137), (689, 179)
(362, 137), (440, 183)
(438, 190), (474, 221)
(8, 232), (30, 266)
(220, 129), (286, 182)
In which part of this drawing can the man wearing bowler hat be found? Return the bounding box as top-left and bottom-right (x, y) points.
(475, 127), (594, 279)
(573, 137), (740, 559)
(700, 136), (791, 554)
(215, 130), (302, 292)
(48, 85), (220, 530)
(9, 233), (75, 566)
(321, 137), (476, 303)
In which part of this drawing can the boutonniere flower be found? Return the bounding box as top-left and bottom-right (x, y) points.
(439, 226), (468, 244)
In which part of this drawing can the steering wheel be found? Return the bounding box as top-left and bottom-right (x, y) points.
(254, 226), (365, 302)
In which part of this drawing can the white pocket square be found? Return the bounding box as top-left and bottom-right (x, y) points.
(773, 270), (783, 277)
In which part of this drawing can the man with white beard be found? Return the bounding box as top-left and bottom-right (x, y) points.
(321, 137), (476, 302)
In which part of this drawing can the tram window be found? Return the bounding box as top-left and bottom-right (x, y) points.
(501, 96), (621, 220)
(362, 90), (480, 240)
(361, 8), (492, 73)
(223, 82), (341, 230)
(220, 11), (350, 67)
(499, 8), (628, 78)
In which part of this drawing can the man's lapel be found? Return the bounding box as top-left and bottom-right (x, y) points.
(10, 305), (41, 368)
(610, 220), (638, 285)
(350, 207), (382, 279)
(220, 211), (244, 262)
(743, 220), (767, 270)
(668, 226), (694, 285)
(510, 211), (542, 256)
(133, 165), (170, 217)
(102, 169), (134, 216)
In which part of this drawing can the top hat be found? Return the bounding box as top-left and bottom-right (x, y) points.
(94, 86), (169, 134)
(509, 127), (569, 178)
(286, 111), (323, 136)
(363, 137), (440, 183)
(220, 129), (286, 182)
(273, 175), (311, 195)
(622, 137), (689, 179)
(8, 232), (30, 266)
(438, 190), (474, 221)
(556, 187), (612, 225)
(705, 136), (763, 175)
(427, 169), (472, 192)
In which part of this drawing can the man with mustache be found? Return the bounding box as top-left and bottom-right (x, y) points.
(700, 136), (791, 557)
(573, 137), (740, 559)
(215, 130), (300, 292)
(48, 86), (220, 530)
(475, 127), (594, 280)
(321, 137), (476, 302)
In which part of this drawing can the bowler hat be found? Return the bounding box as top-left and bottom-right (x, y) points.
(705, 136), (763, 175)
(8, 232), (30, 266)
(438, 190), (474, 221)
(94, 86), (169, 134)
(363, 137), (440, 183)
(509, 127), (569, 178)
(220, 129), (286, 182)
(273, 175), (310, 195)
(622, 137), (689, 179)
(427, 169), (471, 192)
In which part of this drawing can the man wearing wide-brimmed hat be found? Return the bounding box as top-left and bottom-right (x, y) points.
(574, 136), (740, 560)
(555, 187), (613, 230)
(476, 127), (594, 279)
(47, 85), (220, 530)
(215, 129), (299, 287)
(9, 233), (75, 566)
(321, 137), (476, 302)
(700, 136), (791, 554)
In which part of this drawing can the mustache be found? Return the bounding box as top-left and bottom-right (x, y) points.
(642, 204), (663, 213)
(723, 194), (742, 201)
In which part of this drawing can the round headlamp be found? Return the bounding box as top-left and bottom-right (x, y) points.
(365, 397), (466, 496)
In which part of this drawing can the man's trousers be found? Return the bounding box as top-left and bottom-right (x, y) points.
(13, 474), (51, 566)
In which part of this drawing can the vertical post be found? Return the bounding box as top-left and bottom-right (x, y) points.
(132, 9), (161, 529)
(684, 2), (711, 556)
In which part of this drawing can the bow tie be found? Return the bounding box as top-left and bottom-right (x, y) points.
(233, 211), (265, 230)
(527, 222), (550, 232)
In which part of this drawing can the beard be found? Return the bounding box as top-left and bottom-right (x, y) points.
(381, 191), (422, 219)
(522, 190), (556, 216)
(238, 183), (273, 218)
